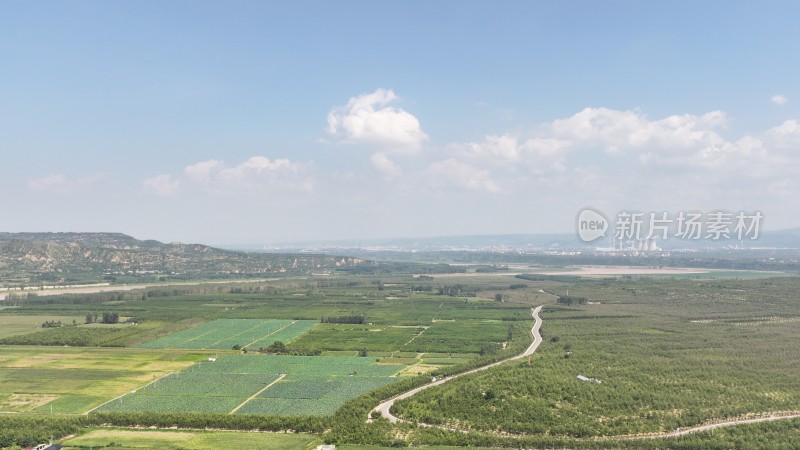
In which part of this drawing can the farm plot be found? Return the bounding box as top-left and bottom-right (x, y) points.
(98, 354), (406, 416)
(138, 319), (317, 350)
(62, 429), (319, 450)
(239, 376), (399, 416)
(0, 347), (199, 414)
(0, 315), (84, 339)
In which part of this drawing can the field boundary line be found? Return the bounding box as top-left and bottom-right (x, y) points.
(392, 301), (443, 357)
(84, 370), (178, 415)
(207, 320), (277, 349)
(229, 373), (286, 414)
(243, 320), (297, 348)
(179, 324), (223, 346)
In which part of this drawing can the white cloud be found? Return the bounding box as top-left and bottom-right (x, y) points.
(771, 94), (788, 105)
(27, 173), (105, 194)
(543, 108), (788, 177)
(453, 134), (521, 162)
(327, 88), (428, 153)
(216, 156), (303, 182)
(449, 134), (570, 174)
(370, 152), (401, 178)
(27, 174), (67, 191)
(425, 158), (501, 193)
(765, 120), (800, 148)
(142, 174), (180, 197)
(184, 159), (223, 184)
(449, 108), (731, 175)
(549, 107), (727, 155)
(435, 107), (800, 212)
(184, 156), (313, 195)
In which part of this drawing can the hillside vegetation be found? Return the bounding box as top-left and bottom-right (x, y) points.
(0, 232), (368, 287)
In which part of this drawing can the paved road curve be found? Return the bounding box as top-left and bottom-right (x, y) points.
(371, 305), (543, 423)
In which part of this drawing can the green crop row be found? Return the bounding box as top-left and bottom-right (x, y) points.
(138, 319), (318, 350)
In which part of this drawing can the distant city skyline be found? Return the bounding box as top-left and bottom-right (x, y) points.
(2, 1), (799, 244)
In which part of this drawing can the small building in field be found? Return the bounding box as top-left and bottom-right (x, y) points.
(577, 374), (602, 383)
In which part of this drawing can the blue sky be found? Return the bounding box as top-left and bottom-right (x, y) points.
(2, 1), (799, 244)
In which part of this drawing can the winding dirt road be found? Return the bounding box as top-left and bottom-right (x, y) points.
(370, 305), (543, 424)
(614, 411), (800, 440)
(369, 304), (800, 439)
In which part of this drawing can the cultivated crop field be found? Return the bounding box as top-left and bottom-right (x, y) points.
(5, 271), (799, 448)
(0, 346), (202, 413)
(0, 315), (83, 338)
(138, 319), (318, 350)
(98, 354), (405, 416)
(61, 428), (320, 450)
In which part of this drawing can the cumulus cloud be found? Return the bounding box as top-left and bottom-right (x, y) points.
(453, 134), (521, 162)
(449, 108), (733, 175)
(437, 106), (800, 210)
(27, 173), (105, 194)
(765, 120), (800, 148)
(370, 152), (401, 178)
(142, 174), (180, 197)
(183, 156), (313, 195)
(327, 88), (428, 153)
(449, 134), (570, 174)
(771, 94), (788, 105)
(425, 158), (501, 193)
(184, 159), (223, 184)
(549, 107), (727, 155)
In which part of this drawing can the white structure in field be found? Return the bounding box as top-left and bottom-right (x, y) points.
(577, 374), (602, 383)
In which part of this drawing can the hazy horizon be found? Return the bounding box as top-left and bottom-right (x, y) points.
(3, 2), (799, 244)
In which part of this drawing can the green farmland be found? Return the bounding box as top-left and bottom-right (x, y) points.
(61, 428), (320, 449)
(97, 354), (405, 416)
(138, 319), (318, 350)
(0, 346), (202, 413)
(2, 271), (799, 449)
(0, 315), (84, 339)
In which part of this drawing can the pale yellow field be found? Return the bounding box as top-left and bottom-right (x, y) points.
(0, 346), (205, 413)
(62, 428), (319, 449)
(0, 314), (84, 338)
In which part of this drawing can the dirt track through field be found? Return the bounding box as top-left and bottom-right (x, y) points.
(229, 374), (286, 414)
(370, 305), (543, 424)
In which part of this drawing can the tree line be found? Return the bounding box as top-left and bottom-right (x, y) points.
(321, 315), (366, 324)
(85, 311), (120, 324)
(556, 295), (588, 305)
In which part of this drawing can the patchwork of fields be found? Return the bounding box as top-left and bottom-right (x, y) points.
(2, 271), (800, 448)
(97, 354), (405, 416)
(138, 319), (318, 350)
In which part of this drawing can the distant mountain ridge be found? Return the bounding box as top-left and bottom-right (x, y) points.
(0, 232), (367, 286)
(247, 227), (800, 252)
